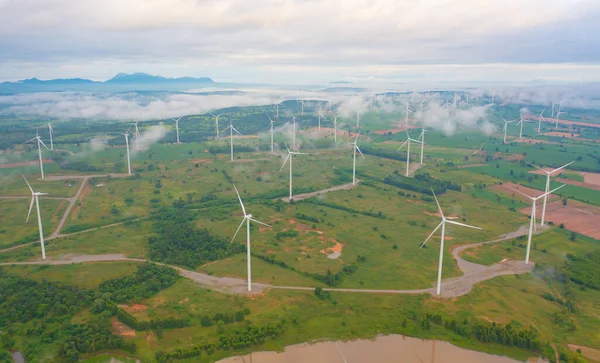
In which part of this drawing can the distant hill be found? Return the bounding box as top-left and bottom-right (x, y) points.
(329, 81), (353, 85)
(0, 73), (215, 93)
(321, 87), (367, 93)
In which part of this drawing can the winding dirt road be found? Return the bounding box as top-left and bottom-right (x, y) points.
(282, 181), (359, 203)
(0, 225), (538, 298)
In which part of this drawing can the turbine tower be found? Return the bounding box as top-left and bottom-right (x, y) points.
(418, 128), (427, 164)
(530, 161), (574, 226)
(22, 175), (49, 260)
(404, 103), (414, 126)
(333, 115), (341, 143)
(132, 120), (141, 150)
(172, 117), (182, 144)
(317, 106), (324, 131)
(221, 117), (242, 161)
(538, 109), (545, 132)
(555, 111), (564, 128)
(25, 129), (49, 179)
(280, 143), (308, 201)
(351, 130), (366, 185)
(230, 184), (271, 291)
(510, 185), (565, 264)
(291, 114), (297, 147)
(356, 108), (364, 128)
(421, 189), (482, 295)
(47, 122), (54, 150)
(211, 113), (224, 138)
(517, 113), (525, 139)
(121, 130), (132, 175)
(267, 115), (275, 153)
(397, 131), (421, 177)
(501, 117), (515, 144)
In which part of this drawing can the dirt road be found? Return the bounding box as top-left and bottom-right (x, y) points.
(0, 226), (537, 298)
(282, 182), (359, 203)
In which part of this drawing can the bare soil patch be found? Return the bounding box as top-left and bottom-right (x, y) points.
(189, 158), (213, 165)
(567, 344), (600, 362)
(529, 170), (600, 191)
(519, 200), (600, 239)
(543, 132), (579, 138)
(489, 183), (551, 203)
(372, 124), (411, 135)
(111, 317), (136, 337)
(513, 138), (557, 145)
(0, 159), (54, 169)
(119, 304), (149, 314)
(525, 115), (600, 129)
(457, 163), (486, 168)
(71, 182), (93, 220)
(581, 171), (600, 186)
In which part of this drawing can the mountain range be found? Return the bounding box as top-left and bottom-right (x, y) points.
(0, 73), (215, 93)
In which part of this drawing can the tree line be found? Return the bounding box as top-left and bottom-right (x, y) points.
(383, 172), (461, 195)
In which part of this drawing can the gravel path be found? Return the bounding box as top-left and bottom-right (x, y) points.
(0, 225), (540, 298)
(281, 181), (359, 203)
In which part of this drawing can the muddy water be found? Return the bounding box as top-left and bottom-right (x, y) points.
(217, 335), (544, 363)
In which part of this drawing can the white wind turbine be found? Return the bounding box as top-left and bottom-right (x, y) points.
(172, 117), (182, 143)
(555, 111), (564, 128)
(22, 174), (49, 260)
(501, 117), (516, 144)
(397, 131), (421, 177)
(417, 128), (427, 164)
(280, 143), (308, 201)
(404, 103), (414, 126)
(509, 184), (566, 264)
(350, 130), (366, 185)
(300, 100), (305, 116)
(221, 117), (242, 161)
(551, 102), (557, 117)
(356, 108), (364, 127)
(317, 106), (325, 131)
(267, 115), (275, 153)
(517, 113), (525, 139)
(47, 122), (54, 150)
(211, 113), (224, 138)
(538, 109), (545, 132)
(290, 114), (297, 147)
(132, 120), (141, 150)
(25, 128), (50, 179)
(530, 161), (574, 226)
(421, 189), (482, 295)
(121, 129), (132, 175)
(230, 184), (271, 291)
(333, 115), (341, 143)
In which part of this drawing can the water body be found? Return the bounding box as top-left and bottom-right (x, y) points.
(12, 351), (24, 363)
(217, 335), (546, 363)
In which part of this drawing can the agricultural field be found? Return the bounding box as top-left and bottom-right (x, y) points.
(0, 101), (599, 363)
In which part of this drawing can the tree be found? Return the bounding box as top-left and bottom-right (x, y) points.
(570, 232), (577, 242)
(562, 198), (568, 206)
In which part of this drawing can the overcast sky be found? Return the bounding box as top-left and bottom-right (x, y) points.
(1, 0), (599, 84)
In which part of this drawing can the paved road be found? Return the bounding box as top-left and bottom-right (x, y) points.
(0, 225), (541, 298)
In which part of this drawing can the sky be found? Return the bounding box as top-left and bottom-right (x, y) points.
(1, 0), (600, 84)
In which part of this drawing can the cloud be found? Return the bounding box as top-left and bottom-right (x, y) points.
(0, 0), (599, 83)
(133, 124), (167, 153)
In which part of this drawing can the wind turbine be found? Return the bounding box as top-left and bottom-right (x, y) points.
(356, 108), (364, 127)
(291, 114), (297, 147)
(172, 117), (182, 143)
(221, 117), (242, 161)
(502, 117), (516, 144)
(47, 122), (54, 150)
(132, 120), (141, 150)
(417, 128), (427, 164)
(25, 129), (49, 179)
(538, 109), (545, 132)
(530, 161), (574, 226)
(121, 130), (132, 175)
(333, 115), (341, 143)
(300, 100), (305, 116)
(350, 130), (366, 185)
(267, 115), (275, 153)
(230, 184), (271, 291)
(555, 111), (564, 128)
(370, 92), (376, 108)
(404, 103), (414, 126)
(280, 143), (308, 201)
(211, 113), (224, 138)
(420, 189), (482, 295)
(22, 175), (48, 260)
(517, 113), (525, 139)
(551, 102), (557, 117)
(317, 106), (324, 131)
(509, 185), (566, 264)
(397, 131), (421, 177)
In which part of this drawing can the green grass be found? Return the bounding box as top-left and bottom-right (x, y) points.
(0, 198), (66, 248)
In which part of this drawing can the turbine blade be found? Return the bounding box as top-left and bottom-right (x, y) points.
(355, 145), (366, 159)
(550, 161), (575, 174)
(547, 184), (566, 196)
(280, 154), (290, 171)
(283, 143), (291, 153)
(39, 138), (49, 150)
(21, 174), (34, 194)
(232, 184), (247, 216)
(24, 137), (37, 143)
(508, 187), (534, 200)
(26, 196), (35, 223)
(528, 163), (547, 173)
(445, 220), (482, 230)
(250, 218), (271, 228)
(397, 140), (408, 151)
(232, 127), (242, 136)
(231, 218), (246, 243)
(420, 222), (443, 248)
(431, 188), (444, 218)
